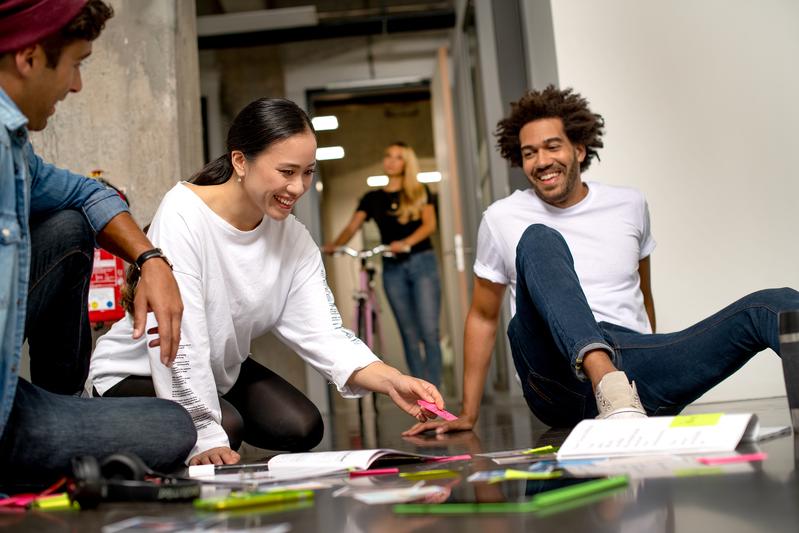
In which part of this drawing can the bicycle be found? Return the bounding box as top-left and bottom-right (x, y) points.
(328, 245), (394, 350)
(325, 244), (394, 447)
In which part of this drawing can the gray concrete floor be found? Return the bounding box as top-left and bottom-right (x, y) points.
(4, 395), (798, 532)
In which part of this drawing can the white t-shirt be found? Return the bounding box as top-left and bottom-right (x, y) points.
(474, 181), (656, 333)
(89, 183), (379, 459)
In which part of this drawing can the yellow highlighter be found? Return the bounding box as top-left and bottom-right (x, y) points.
(30, 493), (79, 511)
(193, 489), (314, 511)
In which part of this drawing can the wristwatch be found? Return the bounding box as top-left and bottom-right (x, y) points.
(134, 248), (173, 271)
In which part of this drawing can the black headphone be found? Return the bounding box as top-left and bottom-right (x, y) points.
(68, 452), (201, 509)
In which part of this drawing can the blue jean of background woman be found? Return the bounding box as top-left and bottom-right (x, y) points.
(382, 250), (442, 387)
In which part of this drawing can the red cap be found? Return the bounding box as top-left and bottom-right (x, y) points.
(0, 0), (87, 54)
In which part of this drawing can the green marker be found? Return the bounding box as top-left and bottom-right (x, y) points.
(534, 484), (630, 518)
(531, 476), (628, 508)
(394, 500), (538, 514)
(393, 475), (629, 515)
(193, 489), (314, 511)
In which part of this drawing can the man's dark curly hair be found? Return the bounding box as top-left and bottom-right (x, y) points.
(496, 85), (605, 172)
(41, 0), (114, 67)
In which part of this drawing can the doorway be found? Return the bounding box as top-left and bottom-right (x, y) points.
(309, 84), (458, 427)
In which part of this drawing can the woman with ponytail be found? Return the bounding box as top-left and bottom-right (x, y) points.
(89, 99), (445, 466)
(323, 142), (443, 388)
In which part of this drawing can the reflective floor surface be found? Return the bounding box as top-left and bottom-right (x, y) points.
(3, 395), (797, 532)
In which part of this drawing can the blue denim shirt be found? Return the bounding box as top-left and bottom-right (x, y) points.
(0, 87), (129, 438)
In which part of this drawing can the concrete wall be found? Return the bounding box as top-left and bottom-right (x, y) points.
(548, 0), (799, 402)
(30, 0), (203, 225)
(19, 0), (202, 382)
(199, 44), (285, 159)
(282, 31), (450, 108)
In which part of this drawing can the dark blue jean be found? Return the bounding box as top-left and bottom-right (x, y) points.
(382, 250), (443, 387)
(0, 210), (197, 490)
(0, 379), (196, 490)
(25, 209), (94, 394)
(508, 224), (799, 427)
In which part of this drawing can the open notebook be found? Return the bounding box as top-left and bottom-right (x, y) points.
(188, 448), (442, 481)
(266, 449), (441, 472)
(556, 413), (790, 460)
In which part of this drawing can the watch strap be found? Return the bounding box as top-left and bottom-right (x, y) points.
(134, 248), (172, 270)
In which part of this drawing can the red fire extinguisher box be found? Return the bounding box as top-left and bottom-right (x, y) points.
(88, 243), (127, 325)
(87, 170), (129, 326)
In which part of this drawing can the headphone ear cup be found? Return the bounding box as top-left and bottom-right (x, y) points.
(69, 455), (105, 510)
(100, 452), (152, 482)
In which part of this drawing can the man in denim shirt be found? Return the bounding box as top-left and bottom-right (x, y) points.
(0, 0), (196, 489)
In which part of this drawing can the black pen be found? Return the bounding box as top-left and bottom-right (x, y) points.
(188, 461), (271, 477)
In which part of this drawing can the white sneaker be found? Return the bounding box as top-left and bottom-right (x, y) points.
(595, 371), (647, 419)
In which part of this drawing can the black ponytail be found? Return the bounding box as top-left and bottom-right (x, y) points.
(188, 155), (232, 185)
(189, 98), (316, 186)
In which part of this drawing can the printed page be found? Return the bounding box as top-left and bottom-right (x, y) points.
(267, 449), (389, 472)
(556, 413), (756, 459)
(267, 449), (436, 473)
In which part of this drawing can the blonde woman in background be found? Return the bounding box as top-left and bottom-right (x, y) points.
(324, 142), (443, 387)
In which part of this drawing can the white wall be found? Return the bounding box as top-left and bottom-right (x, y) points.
(549, 0), (799, 402)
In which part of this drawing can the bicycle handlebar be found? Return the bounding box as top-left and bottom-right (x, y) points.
(325, 245), (395, 259)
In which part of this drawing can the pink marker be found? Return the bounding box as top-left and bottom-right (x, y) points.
(350, 467), (399, 478)
(697, 452), (768, 465)
(430, 454), (472, 463)
(417, 400), (458, 421)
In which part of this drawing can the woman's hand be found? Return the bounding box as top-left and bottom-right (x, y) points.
(389, 240), (411, 254)
(188, 446), (241, 466)
(348, 362), (445, 422)
(321, 243), (337, 254)
(385, 373), (445, 422)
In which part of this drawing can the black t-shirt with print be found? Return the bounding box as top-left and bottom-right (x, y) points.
(356, 185), (434, 255)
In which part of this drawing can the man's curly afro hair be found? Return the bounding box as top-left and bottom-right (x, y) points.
(495, 85), (605, 173)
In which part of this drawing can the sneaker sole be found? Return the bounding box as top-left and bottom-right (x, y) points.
(597, 407), (647, 420)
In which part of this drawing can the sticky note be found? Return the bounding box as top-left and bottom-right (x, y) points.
(417, 400), (458, 421)
(669, 413), (723, 428)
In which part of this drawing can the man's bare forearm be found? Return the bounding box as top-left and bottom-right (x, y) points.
(96, 211), (153, 263)
(461, 311), (498, 421)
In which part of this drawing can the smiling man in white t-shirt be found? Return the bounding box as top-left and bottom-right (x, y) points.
(405, 86), (799, 434)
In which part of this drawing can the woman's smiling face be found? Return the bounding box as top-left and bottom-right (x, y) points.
(235, 130), (317, 221)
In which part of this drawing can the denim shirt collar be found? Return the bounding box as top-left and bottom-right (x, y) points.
(0, 86), (30, 144)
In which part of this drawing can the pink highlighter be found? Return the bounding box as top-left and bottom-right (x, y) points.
(417, 400), (458, 421)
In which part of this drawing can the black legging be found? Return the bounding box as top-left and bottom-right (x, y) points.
(100, 358), (324, 452)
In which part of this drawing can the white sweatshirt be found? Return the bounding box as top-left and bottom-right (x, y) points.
(89, 183), (379, 459)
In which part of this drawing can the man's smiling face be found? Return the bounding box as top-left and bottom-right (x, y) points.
(520, 117), (587, 208)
